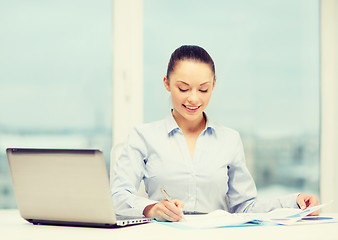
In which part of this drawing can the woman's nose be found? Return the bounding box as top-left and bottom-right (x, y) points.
(187, 90), (199, 104)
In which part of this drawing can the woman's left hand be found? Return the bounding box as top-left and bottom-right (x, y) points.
(296, 193), (320, 216)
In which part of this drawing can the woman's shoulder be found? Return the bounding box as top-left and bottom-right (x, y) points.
(209, 119), (240, 137)
(125, 119), (167, 149)
(205, 113), (239, 136)
(131, 118), (167, 135)
(210, 122), (240, 139)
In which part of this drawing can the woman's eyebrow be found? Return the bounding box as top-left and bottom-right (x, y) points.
(177, 81), (211, 86)
(200, 82), (211, 86)
(177, 81), (190, 86)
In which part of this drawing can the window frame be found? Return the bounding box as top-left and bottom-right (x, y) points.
(112, 0), (144, 144)
(320, 0), (338, 213)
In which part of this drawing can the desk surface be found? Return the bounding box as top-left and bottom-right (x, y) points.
(2, 210), (338, 240)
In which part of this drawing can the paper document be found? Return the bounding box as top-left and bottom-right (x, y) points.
(256, 202), (332, 225)
(177, 210), (254, 229)
(157, 202), (336, 229)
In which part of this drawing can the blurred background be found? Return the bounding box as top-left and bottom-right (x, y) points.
(0, 0), (320, 209)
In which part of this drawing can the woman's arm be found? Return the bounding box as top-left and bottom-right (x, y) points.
(226, 133), (319, 213)
(111, 127), (157, 216)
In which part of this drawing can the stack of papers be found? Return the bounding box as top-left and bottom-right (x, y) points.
(157, 203), (337, 229)
(247, 203), (333, 226)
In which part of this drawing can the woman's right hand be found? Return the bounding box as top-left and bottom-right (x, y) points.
(143, 199), (184, 222)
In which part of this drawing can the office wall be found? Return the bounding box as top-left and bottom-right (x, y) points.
(112, 0), (143, 144)
(320, 0), (338, 213)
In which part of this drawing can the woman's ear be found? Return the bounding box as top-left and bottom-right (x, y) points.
(163, 76), (171, 92)
(212, 77), (216, 89)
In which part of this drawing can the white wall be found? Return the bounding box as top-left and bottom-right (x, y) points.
(112, 0), (143, 144)
(320, 0), (338, 213)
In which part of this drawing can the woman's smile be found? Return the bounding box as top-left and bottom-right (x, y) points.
(183, 104), (201, 113)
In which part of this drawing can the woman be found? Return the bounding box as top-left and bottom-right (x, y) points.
(111, 45), (319, 222)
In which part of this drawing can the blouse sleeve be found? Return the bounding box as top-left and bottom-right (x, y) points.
(111, 127), (157, 216)
(227, 133), (299, 213)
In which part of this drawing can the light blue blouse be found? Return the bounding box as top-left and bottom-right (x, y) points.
(111, 112), (299, 216)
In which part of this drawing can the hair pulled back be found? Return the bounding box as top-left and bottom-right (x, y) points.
(166, 45), (215, 80)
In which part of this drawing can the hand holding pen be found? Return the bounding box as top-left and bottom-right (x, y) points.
(143, 188), (185, 222)
(160, 188), (186, 221)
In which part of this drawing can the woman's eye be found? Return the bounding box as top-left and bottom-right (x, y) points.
(179, 88), (188, 92)
(200, 89), (208, 93)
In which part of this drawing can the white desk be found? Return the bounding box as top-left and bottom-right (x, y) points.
(2, 210), (338, 240)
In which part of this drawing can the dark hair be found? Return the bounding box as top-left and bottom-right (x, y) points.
(166, 45), (215, 80)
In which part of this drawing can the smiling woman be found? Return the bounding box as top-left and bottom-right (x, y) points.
(144, 0), (320, 201)
(111, 45), (319, 222)
(163, 47), (216, 158)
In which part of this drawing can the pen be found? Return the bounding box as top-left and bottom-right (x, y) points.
(160, 187), (186, 221)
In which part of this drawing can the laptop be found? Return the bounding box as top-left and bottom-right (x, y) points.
(6, 148), (152, 228)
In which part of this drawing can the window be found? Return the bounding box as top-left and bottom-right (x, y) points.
(0, 0), (324, 210)
(0, 0), (113, 208)
(144, 0), (320, 198)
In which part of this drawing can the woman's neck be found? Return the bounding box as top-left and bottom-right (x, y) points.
(172, 110), (206, 135)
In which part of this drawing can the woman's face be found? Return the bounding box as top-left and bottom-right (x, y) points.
(164, 60), (215, 123)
